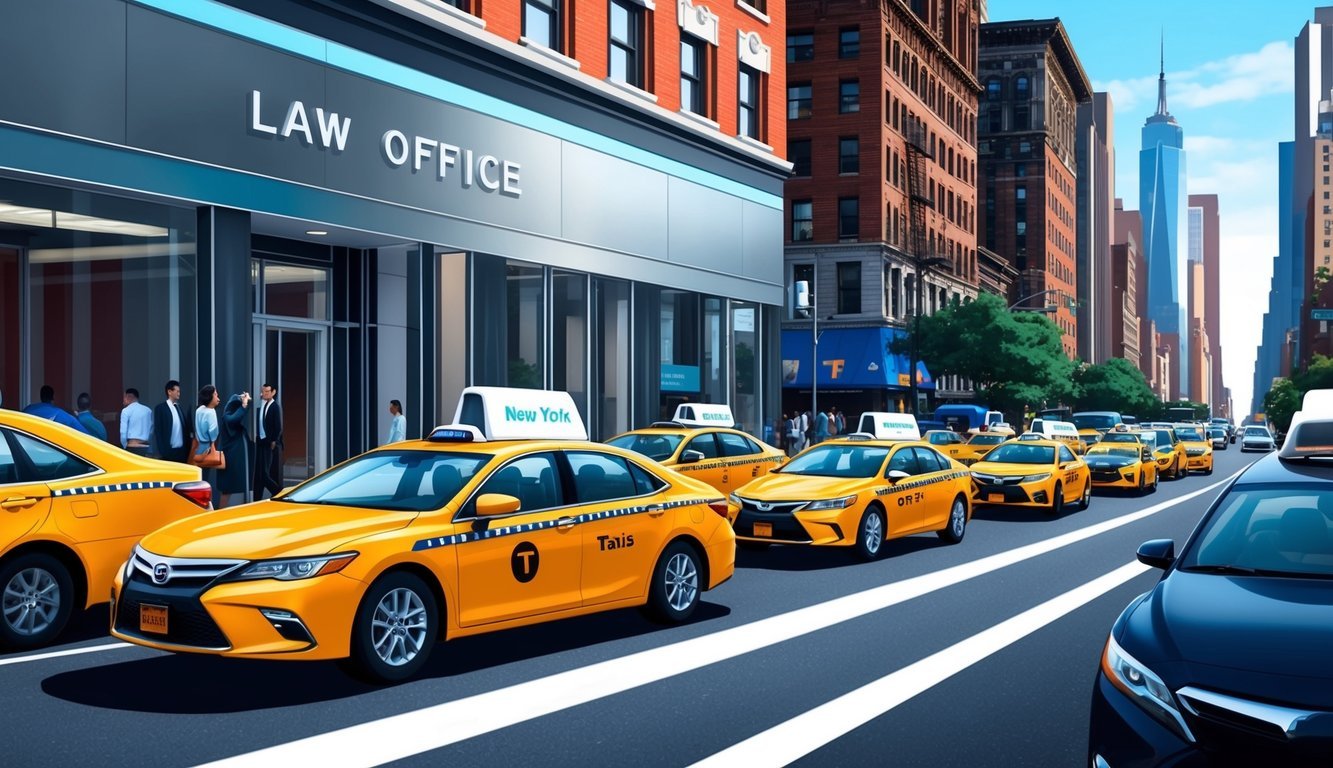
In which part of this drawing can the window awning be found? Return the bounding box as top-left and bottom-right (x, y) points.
(781, 327), (934, 390)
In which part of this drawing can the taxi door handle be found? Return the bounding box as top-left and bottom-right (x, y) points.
(1, 496), (40, 511)
(647, 504), (667, 516)
(556, 516), (579, 529)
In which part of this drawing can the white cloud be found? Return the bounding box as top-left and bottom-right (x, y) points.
(1093, 40), (1294, 113)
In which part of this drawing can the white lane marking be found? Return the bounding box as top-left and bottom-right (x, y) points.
(690, 561), (1151, 768)
(194, 473), (1236, 768)
(0, 642), (134, 667)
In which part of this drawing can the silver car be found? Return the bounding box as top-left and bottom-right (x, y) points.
(1240, 425), (1275, 452)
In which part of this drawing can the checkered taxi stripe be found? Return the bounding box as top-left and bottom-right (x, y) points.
(412, 497), (721, 552)
(53, 481), (175, 498)
(677, 456), (780, 472)
(875, 471), (971, 497)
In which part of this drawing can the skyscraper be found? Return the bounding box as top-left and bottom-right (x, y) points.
(1077, 92), (1115, 364)
(1140, 45), (1188, 399)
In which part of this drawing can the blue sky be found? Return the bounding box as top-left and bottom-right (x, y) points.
(991, 0), (1309, 417)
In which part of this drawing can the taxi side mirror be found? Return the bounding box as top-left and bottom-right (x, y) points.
(680, 450), (705, 464)
(886, 469), (910, 483)
(476, 493), (521, 517)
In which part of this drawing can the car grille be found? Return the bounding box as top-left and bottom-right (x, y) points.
(1090, 469), (1128, 483)
(130, 546), (246, 589)
(971, 475), (1035, 503)
(1186, 448), (1208, 456)
(734, 499), (813, 543)
(114, 581), (230, 649)
(1177, 686), (1333, 759)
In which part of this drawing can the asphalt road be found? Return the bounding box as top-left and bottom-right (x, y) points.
(6, 447), (1262, 768)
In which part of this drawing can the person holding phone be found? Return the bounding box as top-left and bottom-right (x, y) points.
(216, 390), (253, 508)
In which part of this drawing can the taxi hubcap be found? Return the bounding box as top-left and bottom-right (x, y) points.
(950, 502), (965, 537)
(3, 568), (59, 636)
(371, 588), (427, 667)
(664, 553), (698, 612)
(864, 513), (883, 553)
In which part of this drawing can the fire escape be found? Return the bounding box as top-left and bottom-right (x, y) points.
(904, 120), (950, 408)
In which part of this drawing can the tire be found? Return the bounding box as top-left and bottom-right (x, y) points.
(1048, 483), (1064, 516)
(1152, 468), (1160, 492)
(0, 552), (75, 651)
(344, 571), (439, 684)
(736, 541), (770, 552)
(936, 496), (968, 544)
(854, 505), (887, 561)
(644, 540), (703, 623)
(1076, 480), (1092, 511)
(1180, 461), (1188, 479)
(1135, 471), (1146, 497)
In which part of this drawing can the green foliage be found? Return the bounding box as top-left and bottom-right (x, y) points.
(1073, 358), (1160, 417)
(1262, 354), (1333, 431)
(1163, 400), (1210, 421)
(894, 292), (1077, 419)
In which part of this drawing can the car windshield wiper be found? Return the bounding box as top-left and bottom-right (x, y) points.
(1184, 564), (1333, 579)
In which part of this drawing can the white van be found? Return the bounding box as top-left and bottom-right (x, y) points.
(851, 412), (922, 441)
(1026, 418), (1085, 453)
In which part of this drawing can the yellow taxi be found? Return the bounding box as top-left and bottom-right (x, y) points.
(0, 410), (210, 650)
(726, 415), (973, 561)
(954, 430), (1013, 466)
(111, 388), (734, 683)
(1171, 423), (1214, 475)
(970, 438), (1092, 515)
(607, 404), (784, 495)
(923, 430), (967, 462)
(1140, 426), (1190, 479)
(1082, 435), (1158, 495)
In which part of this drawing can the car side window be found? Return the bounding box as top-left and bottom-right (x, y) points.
(686, 434), (721, 459)
(1058, 445), (1077, 463)
(629, 462), (668, 495)
(11, 432), (96, 482)
(913, 447), (944, 473)
(568, 451), (639, 504)
(475, 452), (563, 513)
(0, 430), (19, 485)
(717, 432), (757, 457)
(887, 447), (920, 476)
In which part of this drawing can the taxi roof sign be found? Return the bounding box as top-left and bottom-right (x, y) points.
(671, 403), (735, 428)
(854, 412), (921, 441)
(452, 387), (588, 442)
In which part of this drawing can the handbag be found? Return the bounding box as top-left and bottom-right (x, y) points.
(188, 438), (227, 470)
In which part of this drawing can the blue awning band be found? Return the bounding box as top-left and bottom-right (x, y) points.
(780, 327), (935, 390)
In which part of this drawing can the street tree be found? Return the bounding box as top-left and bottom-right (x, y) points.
(1261, 354), (1333, 432)
(1073, 358), (1159, 417)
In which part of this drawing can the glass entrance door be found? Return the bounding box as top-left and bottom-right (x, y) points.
(0, 248), (19, 406)
(254, 321), (327, 484)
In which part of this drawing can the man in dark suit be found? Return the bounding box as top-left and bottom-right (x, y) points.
(254, 382), (284, 498)
(152, 380), (193, 463)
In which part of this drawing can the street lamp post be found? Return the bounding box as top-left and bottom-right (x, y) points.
(1007, 288), (1066, 312)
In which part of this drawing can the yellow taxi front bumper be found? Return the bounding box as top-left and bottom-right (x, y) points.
(1186, 453), (1213, 470)
(729, 500), (861, 547)
(971, 477), (1056, 508)
(1088, 467), (1143, 489)
(111, 570), (367, 661)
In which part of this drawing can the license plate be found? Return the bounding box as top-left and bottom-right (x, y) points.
(140, 603), (168, 635)
(988, 493), (1005, 503)
(753, 522), (772, 538)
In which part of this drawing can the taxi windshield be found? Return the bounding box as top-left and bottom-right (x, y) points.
(1182, 486), (1333, 579)
(283, 450), (490, 511)
(983, 444), (1055, 465)
(1149, 430), (1175, 447)
(1073, 414), (1117, 431)
(968, 434), (1007, 445)
(781, 445), (889, 478)
(1100, 433), (1140, 444)
(606, 433), (685, 462)
(1176, 428), (1204, 441)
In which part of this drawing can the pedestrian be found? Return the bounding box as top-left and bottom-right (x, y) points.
(153, 380), (193, 463)
(387, 399), (406, 443)
(796, 410), (811, 452)
(814, 408), (830, 444)
(119, 388), (153, 456)
(24, 384), (92, 435)
(254, 383), (284, 499)
(832, 406), (846, 436)
(194, 385), (222, 502)
(216, 391), (254, 508)
(773, 413), (787, 452)
(785, 412), (801, 455)
(74, 392), (108, 442)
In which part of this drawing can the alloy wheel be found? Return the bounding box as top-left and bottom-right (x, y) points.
(2, 567), (60, 637)
(370, 587), (428, 667)
(664, 552), (699, 613)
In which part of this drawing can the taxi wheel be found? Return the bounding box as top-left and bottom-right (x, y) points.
(644, 541), (702, 623)
(1076, 481), (1091, 511)
(1151, 469), (1160, 493)
(936, 496), (967, 544)
(854, 506), (887, 561)
(0, 553), (74, 650)
(1048, 483), (1064, 516)
(1135, 472), (1146, 496)
(344, 571), (439, 684)
(1179, 462), (1188, 479)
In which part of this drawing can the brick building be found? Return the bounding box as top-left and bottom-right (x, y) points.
(782, 0), (981, 415)
(978, 19), (1091, 359)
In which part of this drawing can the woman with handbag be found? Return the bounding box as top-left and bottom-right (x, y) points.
(192, 385), (224, 505)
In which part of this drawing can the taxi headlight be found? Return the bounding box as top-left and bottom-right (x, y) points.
(122, 555), (135, 582)
(1019, 473), (1051, 484)
(1102, 634), (1194, 742)
(804, 495), (857, 511)
(727, 492), (741, 507)
(226, 553), (358, 582)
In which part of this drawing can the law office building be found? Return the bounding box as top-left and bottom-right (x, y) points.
(0, 0), (790, 479)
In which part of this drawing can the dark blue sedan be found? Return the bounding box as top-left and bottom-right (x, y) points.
(1089, 410), (1333, 767)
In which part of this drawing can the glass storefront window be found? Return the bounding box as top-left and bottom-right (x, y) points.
(732, 301), (759, 437)
(703, 297), (726, 409)
(471, 255), (546, 390)
(263, 263), (328, 319)
(658, 290), (700, 420)
(552, 270), (588, 423)
(594, 278), (630, 439)
(2, 178), (197, 444)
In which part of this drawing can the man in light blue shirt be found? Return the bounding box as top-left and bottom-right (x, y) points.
(75, 392), (108, 442)
(120, 388), (154, 456)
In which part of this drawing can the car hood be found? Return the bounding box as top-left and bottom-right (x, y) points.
(735, 471), (873, 500)
(1124, 571), (1333, 707)
(140, 502), (418, 559)
(1084, 452), (1137, 467)
(970, 462), (1053, 476)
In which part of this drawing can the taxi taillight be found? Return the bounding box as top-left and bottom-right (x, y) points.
(708, 501), (729, 518)
(174, 481), (213, 509)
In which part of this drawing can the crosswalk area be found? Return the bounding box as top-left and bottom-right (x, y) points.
(4, 465), (1247, 768)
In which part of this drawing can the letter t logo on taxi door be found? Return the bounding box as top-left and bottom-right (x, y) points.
(511, 542), (540, 583)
